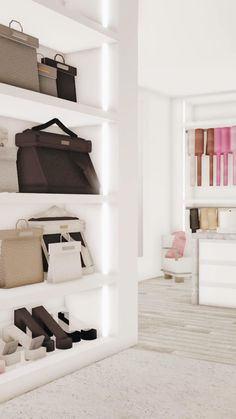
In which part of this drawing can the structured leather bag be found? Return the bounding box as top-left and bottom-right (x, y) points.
(47, 241), (82, 283)
(16, 118), (100, 194)
(37, 60), (57, 97)
(41, 54), (77, 102)
(0, 220), (44, 288)
(28, 206), (94, 275)
(0, 20), (39, 92)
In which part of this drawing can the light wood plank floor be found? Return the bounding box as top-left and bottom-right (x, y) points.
(138, 277), (236, 365)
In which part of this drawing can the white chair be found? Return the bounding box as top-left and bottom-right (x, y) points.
(161, 234), (192, 282)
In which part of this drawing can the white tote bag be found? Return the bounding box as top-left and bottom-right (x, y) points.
(47, 241), (82, 283)
(0, 147), (18, 192)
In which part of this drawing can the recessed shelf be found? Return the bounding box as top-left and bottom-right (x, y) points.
(0, 0), (118, 53)
(0, 273), (117, 311)
(184, 118), (236, 130)
(0, 83), (116, 127)
(0, 336), (117, 385)
(185, 199), (236, 208)
(0, 193), (109, 205)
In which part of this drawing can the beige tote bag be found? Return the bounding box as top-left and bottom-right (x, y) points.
(0, 220), (44, 288)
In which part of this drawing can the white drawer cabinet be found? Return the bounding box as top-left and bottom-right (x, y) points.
(199, 239), (236, 308)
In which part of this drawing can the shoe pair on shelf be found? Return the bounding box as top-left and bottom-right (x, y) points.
(0, 305), (98, 372)
(13, 305), (97, 352)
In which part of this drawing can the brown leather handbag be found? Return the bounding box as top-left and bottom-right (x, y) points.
(15, 118), (100, 194)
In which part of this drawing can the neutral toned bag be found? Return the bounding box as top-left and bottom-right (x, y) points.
(28, 206), (94, 275)
(47, 241), (82, 283)
(38, 61), (57, 97)
(0, 220), (44, 288)
(0, 20), (39, 92)
(0, 147), (19, 192)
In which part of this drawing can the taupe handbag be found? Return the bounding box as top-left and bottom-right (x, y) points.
(0, 147), (19, 192)
(0, 20), (39, 92)
(0, 220), (44, 288)
(37, 55), (57, 97)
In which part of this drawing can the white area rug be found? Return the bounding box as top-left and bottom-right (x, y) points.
(0, 347), (236, 419)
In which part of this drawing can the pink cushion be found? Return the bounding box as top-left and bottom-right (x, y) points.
(165, 231), (186, 259)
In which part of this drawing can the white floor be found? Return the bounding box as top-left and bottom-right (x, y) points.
(0, 348), (236, 419)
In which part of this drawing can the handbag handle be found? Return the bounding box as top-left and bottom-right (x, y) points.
(9, 20), (23, 32)
(31, 118), (77, 138)
(16, 219), (29, 230)
(54, 54), (65, 64)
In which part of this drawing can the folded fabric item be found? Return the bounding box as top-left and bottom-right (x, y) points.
(28, 206), (94, 275)
(187, 130), (195, 186)
(165, 231), (186, 259)
(195, 129), (204, 186)
(214, 128), (222, 186)
(221, 127), (231, 186)
(230, 126), (236, 185)
(206, 128), (214, 186)
(0, 147), (19, 192)
(189, 208), (200, 233)
(200, 208), (218, 231)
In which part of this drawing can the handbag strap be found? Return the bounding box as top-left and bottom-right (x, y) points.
(15, 219), (29, 230)
(31, 118), (77, 138)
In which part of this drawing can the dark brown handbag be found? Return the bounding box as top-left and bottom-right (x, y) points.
(41, 54), (77, 102)
(15, 118), (100, 194)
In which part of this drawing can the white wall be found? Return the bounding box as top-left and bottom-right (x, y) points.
(138, 88), (171, 280)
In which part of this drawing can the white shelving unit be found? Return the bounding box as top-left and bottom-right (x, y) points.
(0, 0), (138, 402)
(0, 273), (117, 311)
(0, 83), (116, 127)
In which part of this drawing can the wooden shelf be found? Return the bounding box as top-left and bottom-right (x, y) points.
(1, 0), (118, 53)
(0, 84), (116, 127)
(0, 273), (117, 311)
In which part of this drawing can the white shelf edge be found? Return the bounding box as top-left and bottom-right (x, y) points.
(184, 200), (236, 209)
(0, 273), (117, 311)
(0, 193), (118, 205)
(0, 336), (115, 384)
(33, 0), (118, 44)
(0, 83), (117, 127)
(0, 193), (104, 205)
(184, 119), (236, 130)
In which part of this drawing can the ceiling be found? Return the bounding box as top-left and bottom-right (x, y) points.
(139, 0), (236, 97)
